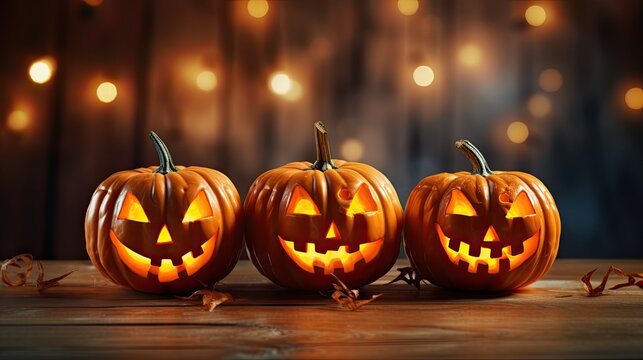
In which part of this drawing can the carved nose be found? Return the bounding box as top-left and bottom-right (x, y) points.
(156, 225), (173, 245)
(483, 226), (499, 242)
(325, 221), (341, 240)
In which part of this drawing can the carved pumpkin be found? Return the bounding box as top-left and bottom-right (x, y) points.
(85, 132), (243, 294)
(244, 122), (403, 291)
(404, 140), (561, 290)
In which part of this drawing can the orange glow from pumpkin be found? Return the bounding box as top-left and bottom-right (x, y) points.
(109, 231), (217, 282)
(506, 192), (537, 218)
(436, 224), (539, 273)
(287, 186), (320, 215)
(182, 191), (213, 223)
(346, 185), (378, 215)
(483, 226), (500, 242)
(446, 189), (477, 216)
(325, 222), (340, 239)
(279, 237), (383, 274)
(156, 225), (173, 245)
(118, 193), (149, 223)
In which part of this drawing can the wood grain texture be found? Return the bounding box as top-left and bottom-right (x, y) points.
(1, 259), (642, 359)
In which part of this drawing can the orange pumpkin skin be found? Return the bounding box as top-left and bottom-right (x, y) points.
(244, 123), (403, 291)
(404, 140), (561, 291)
(85, 132), (243, 294)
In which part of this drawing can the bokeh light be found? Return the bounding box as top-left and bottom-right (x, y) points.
(247, 0), (269, 19)
(29, 59), (54, 84)
(340, 138), (365, 161)
(283, 81), (303, 101)
(458, 44), (482, 67)
(525, 5), (546, 27)
(507, 121), (529, 143)
(413, 65), (435, 87)
(196, 71), (217, 91)
(7, 109), (30, 131)
(269, 72), (292, 95)
(397, 0), (419, 16)
(624, 87), (643, 110)
(96, 82), (118, 103)
(539, 68), (563, 92)
(527, 94), (552, 118)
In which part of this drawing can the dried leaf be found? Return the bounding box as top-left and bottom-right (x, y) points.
(582, 266), (643, 297)
(1, 253), (33, 286)
(36, 261), (77, 292)
(330, 273), (381, 311)
(179, 288), (233, 312)
(386, 266), (427, 291)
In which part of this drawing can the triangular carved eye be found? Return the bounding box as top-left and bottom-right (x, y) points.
(182, 191), (213, 223)
(287, 186), (320, 215)
(506, 191), (536, 218)
(446, 189), (477, 216)
(118, 192), (150, 223)
(346, 184), (378, 215)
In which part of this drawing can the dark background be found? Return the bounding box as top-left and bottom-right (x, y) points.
(0, 0), (641, 260)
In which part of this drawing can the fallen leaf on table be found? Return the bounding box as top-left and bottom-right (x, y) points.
(1, 253), (33, 286)
(330, 273), (381, 311)
(179, 287), (233, 312)
(36, 261), (77, 292)
(386, 266), (427, 291)
(582, 266), (643, 297)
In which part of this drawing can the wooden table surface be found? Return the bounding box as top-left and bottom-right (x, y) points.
(0, 259), (642, 359)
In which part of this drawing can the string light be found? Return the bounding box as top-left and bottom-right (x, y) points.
(527, 94), (552, 118)
(195, 71), (217, 91)
(525, 5), (547, 27)
(397, 0), (419, 16)
(96, 82), (118, 103)
(29, 58), (55, 84)
(247, 0), (269, 19)
(413, 65), (434, 87)
(507, 121), (529, 144)
(7, 109), (30, 131)
(538, 69), (563, 92)
(340, 138), (364, 161)
(624, 87), (643, 110)
(458, 44), (482, 67)
(269, 72), (292, 95)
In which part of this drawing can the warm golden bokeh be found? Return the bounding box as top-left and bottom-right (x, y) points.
(624, 87), (643, 110)
(525, 5), (547, 27)
(7, 109), (30, 131)
(413, 65), (435, 87)
(397, 0), (419, 16)
(340, 138), (365, 161)
(196, 70), (217, 91)
(507, 121), (529, 143)
(458, 44), (482, 67)
(29, 59), (54, 84)
(247, 0), (269, 19)
(96, 82), (118, 103)
(269, 72), (292, 95)
(527, 94), (552, 118)
(539, 68), (563, 92)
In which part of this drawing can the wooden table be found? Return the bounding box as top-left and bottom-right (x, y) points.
(0, 259), (641, 359)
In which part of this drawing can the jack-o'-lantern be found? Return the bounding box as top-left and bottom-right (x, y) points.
(404, 140), (560, 290)
(85, 132), (243, 294)
(244, 122), (403, 291)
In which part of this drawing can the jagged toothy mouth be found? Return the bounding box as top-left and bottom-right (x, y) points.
(436, 225), (539, 274)
(279, 237), (383, 275)
(109, 230), (216, 283)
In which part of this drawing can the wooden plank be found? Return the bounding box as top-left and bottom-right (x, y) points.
(1, 260), (642, 359)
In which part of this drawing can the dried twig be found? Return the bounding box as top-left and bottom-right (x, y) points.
(582, 266), (643, 297)
(178, 286), (233, 312)
(36, 262), (76, 292)
(330, 273), (381, 310)
(1, 254), (33, 286)
(386, 266), (427, 291)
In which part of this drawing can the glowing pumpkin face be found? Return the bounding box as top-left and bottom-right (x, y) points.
(404, 140), (560, 290)
(109, 190), (219, 283)
(245, 122), (403, 291)
(85, 132), (243, 294)
(278, 184), (384, 275)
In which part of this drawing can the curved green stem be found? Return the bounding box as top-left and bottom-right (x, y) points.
(150, 131), (179, 174)
(455, 139), (493, 176)
(311, 121), (337, 171)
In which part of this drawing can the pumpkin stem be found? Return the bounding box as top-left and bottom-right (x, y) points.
(311, 121), (338, 171)
(455, 140), (493, 176)
(150, 131), (179, 174)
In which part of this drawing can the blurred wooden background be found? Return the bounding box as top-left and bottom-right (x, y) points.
(0, 0), (641, 259)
